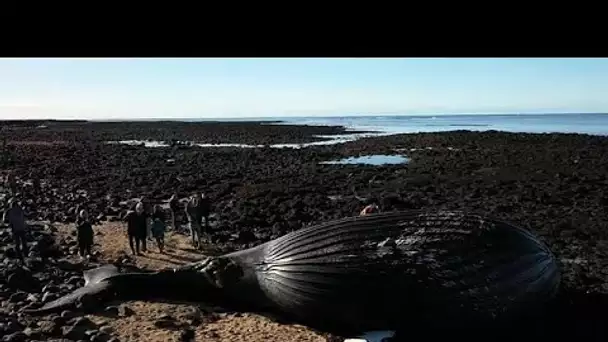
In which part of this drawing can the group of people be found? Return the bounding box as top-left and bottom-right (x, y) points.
(122, 195), (376, 257)
(3, 182), (379, 263)
(121, 192), (211, 256)
(123, 200), (167, 255)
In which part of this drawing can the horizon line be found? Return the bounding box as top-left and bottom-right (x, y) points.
(2, 112), (608, 123)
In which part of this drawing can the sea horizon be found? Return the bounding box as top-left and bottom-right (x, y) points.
(3, 112), (608, 122)
(91, 112), (608, 122)
(4, 113), (608, 137)
(259, 113), (608, 137)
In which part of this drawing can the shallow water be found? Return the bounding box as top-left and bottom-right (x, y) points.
(320, 155), (409, 166)
(105, 132), (392, 150)
(105, 113), (608, 151)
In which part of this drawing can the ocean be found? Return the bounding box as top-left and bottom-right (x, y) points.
(112, 113), (608, 151)
(272, 113), (608, 136)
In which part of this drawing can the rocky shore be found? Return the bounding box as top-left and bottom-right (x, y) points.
(0, 223), (118, 342)
(2, 120), (608, 341)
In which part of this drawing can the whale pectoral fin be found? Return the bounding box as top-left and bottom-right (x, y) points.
(24, 280), (114, 315)
(185, 257), (244, 289)
(344, 330), (396, 342)
(83, 265), (120, 286)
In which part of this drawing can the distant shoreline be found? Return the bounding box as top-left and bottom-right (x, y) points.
(2, 112), (608, 124)
(3, 112), (608, 138)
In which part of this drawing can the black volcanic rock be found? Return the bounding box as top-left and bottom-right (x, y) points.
(3, 121), (608, 340)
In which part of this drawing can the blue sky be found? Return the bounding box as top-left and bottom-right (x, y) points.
(1, 58), (607, 120)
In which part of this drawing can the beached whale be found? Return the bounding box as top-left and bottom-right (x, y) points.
(26, 210), (560, 339)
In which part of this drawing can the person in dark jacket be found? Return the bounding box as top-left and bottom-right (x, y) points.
(3, 198), (28, 261)
(198, 193), (211, 235)
(140, 196), (153, 241)
(168, 193), (180, 232)
(6, 172), (17, 195)
(75, 209), (94, 258)
(185, 194), (203, 249)
(151, 204), (166, 253)
(74, 204), (83, 223)
(32, 174), (41, 194)
(124, 202), (148, 255)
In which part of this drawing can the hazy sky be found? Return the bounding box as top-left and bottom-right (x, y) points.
(1, 58), (607, 120)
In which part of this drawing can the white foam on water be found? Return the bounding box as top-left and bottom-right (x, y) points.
(105, 131), (394, 150)
(394, 146), (461, 152)
(195, 143), (264, 148)
(107, 140), (170, 148)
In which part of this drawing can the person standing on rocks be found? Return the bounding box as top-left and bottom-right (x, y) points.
(31, 173), (41, 195)
(3, 198), (28, 261)
(124, 202), (148, 255)
(169, 193), (180, 232)
(199, 192), (211, 238)
(185, 194), (203, 249)
(74, 203), (83, 223)
(75, 209), (94, 258)
(140, 196), (154, 241)
(6, 171), (17, 195)
(151, 204), (166, 253)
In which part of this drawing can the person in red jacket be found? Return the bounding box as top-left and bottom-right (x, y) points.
(359, 203), (380, 216)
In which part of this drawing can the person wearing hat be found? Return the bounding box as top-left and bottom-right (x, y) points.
(75, 209), (94, 258)
(3, 198), (28, 260)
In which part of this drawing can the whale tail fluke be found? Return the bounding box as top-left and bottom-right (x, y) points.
(24, 262), (222, 316)
(24, 264), (123, 315)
